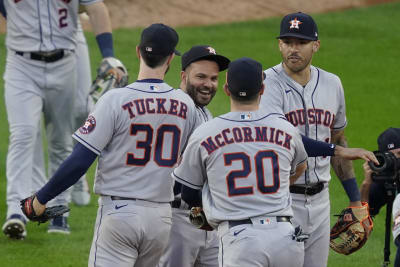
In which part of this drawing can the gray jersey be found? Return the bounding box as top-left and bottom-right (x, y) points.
(173, 111), (307, 227)
(261, 63), (347, 184)
(393, 194), (400, 240)
(5, 0), (98, 51)
(73, 81), (198, 202)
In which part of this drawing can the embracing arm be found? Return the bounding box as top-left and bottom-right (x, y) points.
(330, 129), (361, 206)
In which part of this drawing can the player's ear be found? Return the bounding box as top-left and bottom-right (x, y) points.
(181, 70), (187, 83)
(312, 40), (320, 53)
(166, 53), (175, 66)
(259, 84), (265, 96)
(223, 83), (230, 96)
(136, 46), (141, 59)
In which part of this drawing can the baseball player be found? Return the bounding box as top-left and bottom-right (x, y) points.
(174, 57), (308, 267)
(20, 23), (199, 267)
(159, 45), (230, 267)
(260, 12), (368, 267)
(2, 0), (123, 239)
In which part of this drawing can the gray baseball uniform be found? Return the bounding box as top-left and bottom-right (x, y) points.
(173, 110), (308, 267)
(159, 99), (219, 267)
(73, 81), (198, 267)
(4, 0), (98, 221)
(31, 20), (92, 205)
(261, 63), (347, 267)
(393, 194), (400, 241)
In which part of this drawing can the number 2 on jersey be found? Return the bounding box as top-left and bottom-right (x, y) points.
(224, 150), (280, 196)
(126, 123), (181, 167)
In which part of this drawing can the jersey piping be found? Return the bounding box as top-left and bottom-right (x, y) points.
(216, 112), (285, 122)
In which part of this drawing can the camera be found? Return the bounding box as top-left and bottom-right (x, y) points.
(368, 151), (400, 182)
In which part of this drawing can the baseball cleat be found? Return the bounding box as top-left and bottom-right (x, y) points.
(48, 216), (70, 234)
(71, 177), (91, 206)
(2, 214), (27, 240)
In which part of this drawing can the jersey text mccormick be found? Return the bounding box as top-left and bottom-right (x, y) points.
(122, 98), (188, 119)
(201, 126), (292, 155)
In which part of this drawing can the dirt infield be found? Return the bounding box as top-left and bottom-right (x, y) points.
(0, 0), (394, 33)
(103, 0), (393, 29)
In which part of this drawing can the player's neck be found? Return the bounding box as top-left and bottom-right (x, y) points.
(283, 63), (311, 87)
(230, 100), (259, 112)
(137, 62), (167, 81)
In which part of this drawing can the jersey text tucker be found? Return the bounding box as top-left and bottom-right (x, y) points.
(201, 126), (292, 155)
(122, 98), (188, 119)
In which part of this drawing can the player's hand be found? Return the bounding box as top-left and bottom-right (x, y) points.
(334, 147), (379, 165)
(33, 197), (46, 216)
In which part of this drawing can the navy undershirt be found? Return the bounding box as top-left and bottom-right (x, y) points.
(36, 143), (97, 204)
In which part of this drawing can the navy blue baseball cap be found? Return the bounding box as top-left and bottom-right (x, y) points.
(181, 45), (230, 71)
(277, 12), (318, 41)
(139, 23), (181, 56)
(227, 57), (263, 99)
(378, 128), (400, 152)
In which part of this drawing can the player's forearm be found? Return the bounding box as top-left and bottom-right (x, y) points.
(290, 161), (307, 185)
(36, 143), (97, 204)
(330, 136), (356, 180)
(301, 135), (335, 157)
(85, 2), (112, 35)
(331, 133), (361, 204)
(181, 184), (202, 207)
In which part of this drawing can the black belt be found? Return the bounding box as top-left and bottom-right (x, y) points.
(228, 216), (291, 228)
(290, 182), (325, 196)
(111, 196), (137, 201)
(16, 50), (64, 63)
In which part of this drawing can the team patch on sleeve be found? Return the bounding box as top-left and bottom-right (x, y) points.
(79, 115), (96, 134)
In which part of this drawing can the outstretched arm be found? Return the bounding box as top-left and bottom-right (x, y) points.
(330, 129), (361, 206)
(32, 143), (97, 214)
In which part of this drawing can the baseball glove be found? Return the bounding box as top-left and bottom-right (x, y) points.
(20, 195), (70, 224)
(189, 207), (213, 231)
(90, 57), (129, 102)
(330, 202), (373, 255)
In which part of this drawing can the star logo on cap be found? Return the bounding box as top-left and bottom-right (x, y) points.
(207, 47), (216, 55)
(289, 18), (302, 29)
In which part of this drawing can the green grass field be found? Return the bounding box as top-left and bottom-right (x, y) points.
(1, 2), (400, 266)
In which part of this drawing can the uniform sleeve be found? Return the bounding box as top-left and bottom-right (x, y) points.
(332, 77), (347, 130)
(260, 75), (286, 115)
(290, 128), (308, 174)
(392, 194), (400, 240)
(72, 94), (116, 155)
(172, 132), (206, 190)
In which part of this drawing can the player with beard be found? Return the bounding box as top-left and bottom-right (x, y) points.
(158, 45), (230, 267)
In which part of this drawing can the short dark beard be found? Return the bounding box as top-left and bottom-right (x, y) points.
(185, 81), (203, 107)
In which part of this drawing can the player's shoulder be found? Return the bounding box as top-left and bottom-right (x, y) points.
(266, 114), (302, 136)
(264, 64), (284, 80)
(263, 64), (286, 89)
(313, 66), (342, 84)
(172, 88), (196, 105)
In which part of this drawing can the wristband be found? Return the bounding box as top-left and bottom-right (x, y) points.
(96, 32), (114, 58)
(341, 178), (361, 202)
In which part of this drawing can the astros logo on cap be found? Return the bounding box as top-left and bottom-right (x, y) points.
(207, 47), (216, 55)
(289, 18), (302, 29)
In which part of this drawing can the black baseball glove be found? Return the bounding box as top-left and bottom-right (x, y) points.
(189, 207), (214, 231)
(20, 195), (70, 224)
